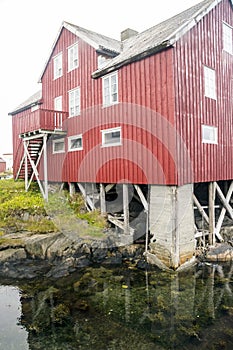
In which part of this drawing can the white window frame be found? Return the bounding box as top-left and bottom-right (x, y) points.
(101, 127), (122, 147)
(31, 105), (39, 112)
(53, 52), (63, 79)
(53, 138), (65, 154)
(68, 87), (80, 117)
(98, 55), (108, 69)
(202, 125), (218, 144)
(102, 72), (118, 107)
(223, 22), (233, 54)
(68, 134), (83, 151)
(68, 42), (79, 71)
(204, 66), (216, 100)
(54, 96), (62, 111)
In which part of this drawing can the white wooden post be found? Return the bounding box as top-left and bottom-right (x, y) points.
(209, 182), (216, 245)
(100, 184), (106, 214)
(24, 140), (28, 192)
(43, 134), (48, 201)
(123, 184), (130, 234)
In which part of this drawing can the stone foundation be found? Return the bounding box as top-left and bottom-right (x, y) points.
(148, 184), (195, 269)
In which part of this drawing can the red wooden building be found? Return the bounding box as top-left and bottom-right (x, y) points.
(10, 0), (233, 269)
(0, 157), (6, 173)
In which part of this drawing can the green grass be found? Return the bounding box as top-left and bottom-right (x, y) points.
(0, 179), (107, 237)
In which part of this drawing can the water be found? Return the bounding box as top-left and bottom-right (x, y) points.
(0, 262), (232, 350)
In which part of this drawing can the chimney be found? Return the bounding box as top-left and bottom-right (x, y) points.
(120, 28), (138, 41)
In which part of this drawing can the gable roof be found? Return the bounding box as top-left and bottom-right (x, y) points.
(92, 0), (226, 78)
(38, 21), (122, 82)
(9, 90), (42, 115)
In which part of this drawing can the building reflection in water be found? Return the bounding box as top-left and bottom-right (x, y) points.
(7, 262), (233, 349)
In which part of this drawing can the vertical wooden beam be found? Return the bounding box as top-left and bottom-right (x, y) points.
(100, 184), (106, 214)
(171, 186), (179, 268)
(123, 184), (130, 234)
(215, 181), (233, 241)
(43, 134), (48, 201)
(24, 140), (28, 192)
(69, 182), (76, 195)
(209, 182), (216, 245)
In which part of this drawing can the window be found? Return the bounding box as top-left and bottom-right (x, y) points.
(31, 105), (39, 112)
(102, 72), (118, 106)
(54, 96), (62, 111)
(68, 43), (78, 71)
(53, 52), (62, 79)
(98, 55), (108, 69)
(223, 22), (233, 54)
(101, 127), (121, 147)
(68, 135), (83, 151)
(202, 125), (218, 144)
(53, 138), (65, 153)
(204, 66), (216, 100)
(69, 87), (80, 117)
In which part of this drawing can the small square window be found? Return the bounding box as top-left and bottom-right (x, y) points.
(68, 43), (79, 71)
(53, 52), (63, 79)
(202, 125), (218, 144)
(68, 135), (83, 151)
(204, 66), (216, 100)
(53, 138), (65, 153)
(101, 127), (121, 147)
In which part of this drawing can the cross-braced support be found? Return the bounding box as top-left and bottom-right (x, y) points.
(194, 180), (233, 245)
(20, 133), (49, 201)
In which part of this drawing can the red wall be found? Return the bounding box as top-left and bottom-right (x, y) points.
(13, 0), (233, 186)
(174, 0), (233, 184)
(0, 162), (6, 173)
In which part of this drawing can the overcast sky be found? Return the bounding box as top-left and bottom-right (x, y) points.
(0, 0), (202, 155)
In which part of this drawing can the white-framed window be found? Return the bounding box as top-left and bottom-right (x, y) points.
(53, 138), (65, 153)
(69, 87), (80, 117)
(102, 72), (118, 106)
(54, 96), (62, 111)
(202, 125), (218, 144)
(101, 127), (121, 147)
(53, 52), (62, 79)
(204, 66), (216, 100)
(68, 134), (83, 151)
(68, 43), (78, 71)
(98, 55), (108, 69)
(31, 105), (39, 112)
(223, 22), (233, 54)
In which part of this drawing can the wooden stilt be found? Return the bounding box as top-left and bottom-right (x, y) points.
(209, 182), (216, 245)
(134, 184), (149, 251)
(24, 140), (28, 192)
(171, 186), (179, 268)
(77, 183), (94, 211)
(123, 184), (130, 234)
(216, 183), (233, 220)
(193, 194), (209, 225)
(69, 182), (76, 195)
(215, 181), (233, 241)
(100, 184), (106, 214)
(43, 134), (48, 201)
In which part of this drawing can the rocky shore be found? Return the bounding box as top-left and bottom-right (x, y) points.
(0, 230), (147, 279)
(0, 227), (233, 279)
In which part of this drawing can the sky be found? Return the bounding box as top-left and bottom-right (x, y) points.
(0, 0), (202, 155)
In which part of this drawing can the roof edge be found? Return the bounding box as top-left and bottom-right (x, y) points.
(92, 41), (172, 78)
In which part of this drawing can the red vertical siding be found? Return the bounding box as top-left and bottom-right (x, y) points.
(174, 0), (233, 184)
(13, 0), (233, 186)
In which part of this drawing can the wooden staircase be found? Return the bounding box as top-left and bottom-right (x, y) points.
(16, 138), (44, 180)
